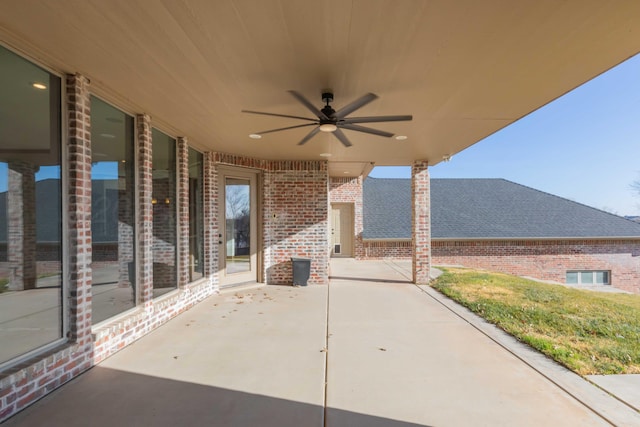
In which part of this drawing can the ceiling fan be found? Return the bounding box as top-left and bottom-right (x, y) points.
(242, 90), (412, 147)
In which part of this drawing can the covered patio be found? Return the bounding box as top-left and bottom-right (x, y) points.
(2, 1), (640, 421)
(4, 260), (639, 426)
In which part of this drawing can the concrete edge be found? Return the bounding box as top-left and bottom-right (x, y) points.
(586, 375), (640, 412)
(416, 284), (640, 427)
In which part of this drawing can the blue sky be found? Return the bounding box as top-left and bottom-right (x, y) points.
(370, 54), (640, 217)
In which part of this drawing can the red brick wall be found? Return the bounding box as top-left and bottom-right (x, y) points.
(264, 161), (329, 285)
(329, 177), (363, 258)
(355, 238), (640, 293)
(433, 239), (640, 293)
(362, 240), (412, 259)
(214, 154), (330, 285)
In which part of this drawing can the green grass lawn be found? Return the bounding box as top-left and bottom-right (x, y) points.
(430, 267), (640, 376)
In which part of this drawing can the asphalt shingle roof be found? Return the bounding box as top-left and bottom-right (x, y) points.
(363, 177), (640, 240)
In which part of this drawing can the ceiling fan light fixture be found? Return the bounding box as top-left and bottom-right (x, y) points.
(249, 133), (262, 139)
(319, 123), (337, 133)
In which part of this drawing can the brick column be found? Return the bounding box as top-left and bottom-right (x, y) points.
(137, 114), (153, 306)
(177, 137), (190, 287)
(412, 160), (431, 283)
(66, 74), (93, 346)
(7, 161), (37, 290)
(203, 152), (219, 287)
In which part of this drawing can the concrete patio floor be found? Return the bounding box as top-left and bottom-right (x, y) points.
(4, 259), (640, 426)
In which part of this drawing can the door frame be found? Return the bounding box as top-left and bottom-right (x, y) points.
(218, 166), (260, 286)
(330, 203), (354, 258)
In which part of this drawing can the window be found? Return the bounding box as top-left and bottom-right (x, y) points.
(90, 96), (136, 324)
(566, 271), (610, 285)
(152, 129), (177, 295)
(0, 45), (63, 364)
(188, 148), (204, 282)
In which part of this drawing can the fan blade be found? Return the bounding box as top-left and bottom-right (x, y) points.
(334, 93), (378, 119)
(242, 110), (317, 122)
(297, 127), (321, 145)
(332, 128), (353, 147)
(339, 123), (394, 138)
(288, 90), (329, 120)
(255, 123), (317, 136)
(341, 115), (413, 124)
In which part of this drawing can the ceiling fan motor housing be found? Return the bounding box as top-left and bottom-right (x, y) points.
(321, 106), (336, 121)
(321, 91), (334, 104)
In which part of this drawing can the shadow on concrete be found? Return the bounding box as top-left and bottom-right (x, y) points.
(329, 275), (412, 284)
(4, 367), (431, 427)
(326, 408), (432, 427)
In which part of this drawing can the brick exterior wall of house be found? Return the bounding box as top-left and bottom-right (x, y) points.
(1, 88), (220, 422)
(264, 161), (329, 285)
(329, 177), (363, 258)
(362, 240), (412, 259)
(432, 239), (640, 293)
(213, 154), (330, 286)
(0, 74), (94, 422)
(2, 64), (329, 424)
(358, 238), (640, 293)
(92, 128), (217, 364)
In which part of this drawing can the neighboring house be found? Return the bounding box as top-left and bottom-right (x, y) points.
(355, 178), (640, 293)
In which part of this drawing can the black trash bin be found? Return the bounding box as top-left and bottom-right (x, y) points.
(291, 257), (311, 286)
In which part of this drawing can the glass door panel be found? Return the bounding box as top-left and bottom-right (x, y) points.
(219, 168), (257, 286)
(225, 178), (250, 274)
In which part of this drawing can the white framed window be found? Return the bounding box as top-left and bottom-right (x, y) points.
(566, 270), (610, 285)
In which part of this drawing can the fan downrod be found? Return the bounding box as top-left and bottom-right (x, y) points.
(321, 91), (335, 119)
(321, 91), (334, 105)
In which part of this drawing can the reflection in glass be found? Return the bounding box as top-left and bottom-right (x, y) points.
(188, 148), (204, 282)
(225, 178), (250, 274)
(565, 272), (578, 284)
(90, 96), (136, 324)
(0, 45), (62, 363)
(152, 129), (177, 296)
(581, 272), (594, 284)
(595, 271), (609, 285)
